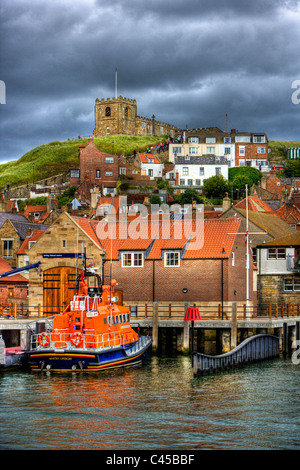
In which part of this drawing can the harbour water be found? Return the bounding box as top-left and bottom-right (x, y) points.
(0, 354), (300, 451)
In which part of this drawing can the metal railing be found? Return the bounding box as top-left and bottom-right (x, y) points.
(30, 329), (138, 351)
(193, 334), (279, 376)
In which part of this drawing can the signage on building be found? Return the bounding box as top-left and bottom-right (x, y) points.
(42, 253), (85, 259)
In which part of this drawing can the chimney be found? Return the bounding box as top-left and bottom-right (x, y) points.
(175, 171), (179, 186)
(222, 192), (231, 212)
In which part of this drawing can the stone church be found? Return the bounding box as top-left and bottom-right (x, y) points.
(93, 96), (178, 137)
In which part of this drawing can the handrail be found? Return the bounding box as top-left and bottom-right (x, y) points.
(193, 334), (279, 376)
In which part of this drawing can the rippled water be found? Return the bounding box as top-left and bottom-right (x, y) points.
(0, 355), (300, 450)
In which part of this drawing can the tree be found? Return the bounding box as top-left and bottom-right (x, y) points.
(150, 194), (162, 205)
(228, 166), (263, 185)
(202, 174), (230, 199)
(175, 188), (203, 205)
(282, 159), (300, 177)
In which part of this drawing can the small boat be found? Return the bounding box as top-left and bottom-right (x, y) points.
(26, 270), (152, 372)
(0, 336), (26, 370)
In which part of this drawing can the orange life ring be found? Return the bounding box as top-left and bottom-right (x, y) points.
(70, 332), (83, 347)
(38, 332), (50, 347)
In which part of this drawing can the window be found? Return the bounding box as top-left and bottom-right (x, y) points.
(232, 252), (235, 266)
(187, 179), (193, 186)
(253, 135), (266, 143)
(172, 147), (182, 154)
(206, 147), (215, 154)
(199, 167), (204, 175)
(28, 241), (36, 249)
(257, 147), (266, 154)
(106, 127), (110, 134)
(122, 252), (144, 267)
(224, 137), (231, 143)
(215, 167), (221, 175)
(189, 147), (198, 154)
(179, 179), (185, 186)
(284, 279), (300, 291)
(267, 248), (286, 259)
(239, 146), (245, 156)
(164, 251), (180, 267)
(62, 240), (66, 248)
(182, 167), (189, 176)
(236, 136), (251, 142)
(105, 107), (111, 116)
(239, 159), (245, 167)
(195, 179), (201, 186)
(2, 239), (13, 257)
(206, 137), (216, 143)
(105, 171), (113, 177)
(105, 156), (114, 163)
(70, 169), (80, 178)
(96, 170), (101, 178)
(224, 147), (231, 155)
(120, 168), (126, 175)
(188, 137), (199, 143)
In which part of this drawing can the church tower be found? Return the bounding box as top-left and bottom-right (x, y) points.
(93, 96), (137, 136)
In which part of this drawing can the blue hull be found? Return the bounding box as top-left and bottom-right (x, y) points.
(26, 337), (152, 372)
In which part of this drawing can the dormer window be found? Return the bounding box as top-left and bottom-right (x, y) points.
(122, 252), (144, 267)
(164, 251), (180, 267)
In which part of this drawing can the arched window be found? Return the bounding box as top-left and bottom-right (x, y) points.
(105, 106), (111, 117)
(106, 127), (110, 135)
(125, 107), (129, 117)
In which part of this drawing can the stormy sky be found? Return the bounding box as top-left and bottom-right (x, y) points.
(0, 0), (300, 163)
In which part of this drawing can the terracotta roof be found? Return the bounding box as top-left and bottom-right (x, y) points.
(80, 215), (242, 261)
(17, 230), (45, 255)
(234, 196), (274, 213)
(275, 202), (300, 224)
(0, 257), (28, 283)
(139, 153), (161, 164)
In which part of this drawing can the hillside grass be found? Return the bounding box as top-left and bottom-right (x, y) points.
(0, 135), (167, 189)
(268, 140), (300, 159)
(1, 136), (299, 190)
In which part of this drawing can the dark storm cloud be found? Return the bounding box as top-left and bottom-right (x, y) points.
(0, 0), (300, 163)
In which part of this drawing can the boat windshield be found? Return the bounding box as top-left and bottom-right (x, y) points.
(75, 271), (102, 297)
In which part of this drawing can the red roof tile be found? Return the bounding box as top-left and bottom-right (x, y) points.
(0, 257), (28, 283)
(17, 230), (45, 255)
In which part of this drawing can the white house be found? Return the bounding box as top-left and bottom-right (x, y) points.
(139, 153), (164, 180)
(165, 155), (229, 190)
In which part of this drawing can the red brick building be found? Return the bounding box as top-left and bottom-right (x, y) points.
(233, 131), (268, 169)
(0, 257), (28, 305)
(70, 136), (119, 201)
(72, 214), (257, 308)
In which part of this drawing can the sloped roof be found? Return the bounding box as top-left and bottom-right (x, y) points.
(257, 232), (300, 247)
(276, 202), (300, 224)
(139, 153), (161, 164)
(234, 196), (274, 213)
(0, 213), (28, 228)
(78, 214), (242, 261)
(17, 230), (46, 255)
(0, 257), (28, 283)
(234, 209), (296, 239)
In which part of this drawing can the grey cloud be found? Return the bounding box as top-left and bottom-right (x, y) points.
(0, 0), (300, 163)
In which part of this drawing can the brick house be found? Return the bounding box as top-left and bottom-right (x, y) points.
(0, 257), (28, 305)
(70, 136), (119, 200)
(86, 214), (257, 308)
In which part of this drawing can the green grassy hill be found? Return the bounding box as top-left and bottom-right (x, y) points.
(0, 135), (167, 189)
(0, 137), (299, 190)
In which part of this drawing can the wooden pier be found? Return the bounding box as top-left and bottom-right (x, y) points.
(193, 334), (279, 376)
